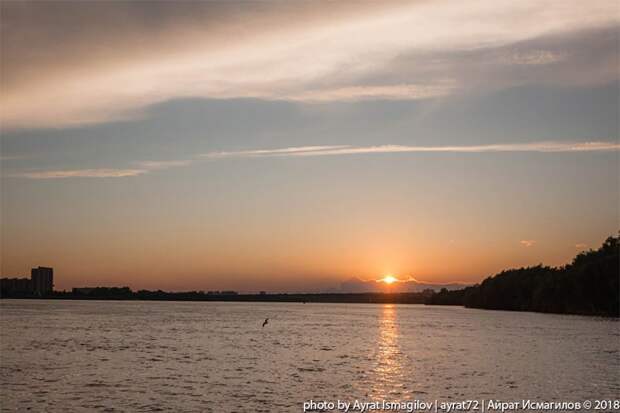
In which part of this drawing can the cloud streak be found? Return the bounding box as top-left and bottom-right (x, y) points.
(11, 159), (192, 179)
(14, 169), (148, 179)
(203, 141), (620, 159)
(135, 160), (193, 170)
(507, 50), (566, 66)
(289, 83), (457, 102)
(10, 140), (618, 179)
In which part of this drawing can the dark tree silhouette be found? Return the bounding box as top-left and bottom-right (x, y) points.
(428, 234), (620, 317)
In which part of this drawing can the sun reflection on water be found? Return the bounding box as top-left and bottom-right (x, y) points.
(371, 304), (408, 399)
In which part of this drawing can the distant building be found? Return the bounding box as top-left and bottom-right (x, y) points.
(72, 287), (95, 295)
(0, 277), (33, 295)
(31, 267), (53, 296)
(1, 266), (54, 297)
(206, 290), (238, 296)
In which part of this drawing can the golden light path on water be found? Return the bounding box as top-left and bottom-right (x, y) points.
(370, 304), (408, 399)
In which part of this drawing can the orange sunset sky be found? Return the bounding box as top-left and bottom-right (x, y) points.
(1, 1), (618, 292)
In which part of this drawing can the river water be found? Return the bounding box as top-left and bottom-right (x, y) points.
(1, 300), (618, 412)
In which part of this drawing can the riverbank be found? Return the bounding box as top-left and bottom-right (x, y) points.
(0, 291), (432, 304)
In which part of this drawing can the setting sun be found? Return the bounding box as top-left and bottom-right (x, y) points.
(382, 275), (397, 284)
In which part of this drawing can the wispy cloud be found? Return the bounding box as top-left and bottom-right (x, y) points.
(135, 160), (193, 170)
(520, 240), (537, 247)
(289, 83), (457, 102)
(205, 145), (349, 158)
(14, 169), (148, 179)
(10, 140), (618, 179)
(575, 243), (588, 249)
(506, 50), (566, 66)
(202, 141), (620, 159)
(1, 1), (617, 129)
(0, 155), (29, 161)
(12, 159), (192, 179)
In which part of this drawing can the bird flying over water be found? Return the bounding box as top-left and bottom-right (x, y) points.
(262, 318), (269, 328)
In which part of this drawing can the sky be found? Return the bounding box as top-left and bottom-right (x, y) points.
(1, 1), (619, 292)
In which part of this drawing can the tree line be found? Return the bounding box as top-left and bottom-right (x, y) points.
(428, 234), (619, 316)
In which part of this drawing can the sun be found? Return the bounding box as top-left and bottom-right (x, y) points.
(382, 275), (397, 284)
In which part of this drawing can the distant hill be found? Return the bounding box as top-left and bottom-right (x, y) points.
(340, 277), (465, 293)
(428, 234), (620, 317)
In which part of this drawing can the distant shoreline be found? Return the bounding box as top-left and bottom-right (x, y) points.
(0, 291), (431, 305)
(1, 291), (617, 318)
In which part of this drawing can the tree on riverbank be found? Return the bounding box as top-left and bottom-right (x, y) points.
(428, 234), (620, 316)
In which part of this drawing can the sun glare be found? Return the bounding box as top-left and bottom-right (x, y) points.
(382, 275), (397, 284)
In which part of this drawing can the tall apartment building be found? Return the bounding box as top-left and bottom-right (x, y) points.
(31, 266), (53, 296)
